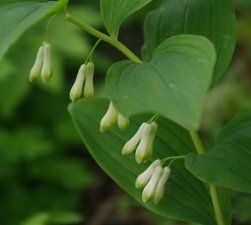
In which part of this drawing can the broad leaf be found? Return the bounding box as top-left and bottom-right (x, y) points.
(0, 0), (68, 60)
(106, 34), (216, 130)
(142, 0), (236, 83)
(69, 98), (218, 225)
(185, 113), (251, 193)
(100, 0), (151, 37)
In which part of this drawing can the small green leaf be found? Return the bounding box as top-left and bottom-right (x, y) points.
(185, 112), (251, 193)
(106, 34), (216, 130)
(100, 0), (151, 37)
(69, 98), (217, 225)
(0, 0), (68, 60)
(142, 0), (236, 83)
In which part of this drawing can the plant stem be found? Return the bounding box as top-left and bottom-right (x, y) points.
(189, 130), (225, 225)
(64, 13), (143, 64)
(85, 39), (102, 64)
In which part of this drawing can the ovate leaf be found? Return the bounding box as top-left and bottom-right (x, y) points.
(0, 0), (68, 60)
(142, 0), (236, 83)
(69, 98), (218, 225)
(106, 34), (216, 130)
(100, 0), (151, 37)
(185, 113), (251, 193)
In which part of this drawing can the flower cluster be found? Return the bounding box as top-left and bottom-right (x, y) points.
(99, 102), (171, 204)
(29, 42), (52, 83)
(136, 160), (171, 204)
(70, 62), (95, 102)
(100, 101), (129, 132)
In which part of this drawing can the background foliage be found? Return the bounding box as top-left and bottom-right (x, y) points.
(1, 0), (251, 224)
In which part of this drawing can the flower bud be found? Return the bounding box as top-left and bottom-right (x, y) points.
(100, 101), (118, 132)
(142, 166), (163, 203)
(118, 113), (129, 130)
(154, 167), (171, 204)
(135, 160), (161, 189)
(122, 123), (146, 155)
(135, 122), (158, 164)
(29, 46), (44, 82)
(70, 64), (86, 102)
(84, 62), (94, 99)
(41, 42), (52, 83)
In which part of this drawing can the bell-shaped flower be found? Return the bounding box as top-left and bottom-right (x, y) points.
(100, 101), (118, 132)
(83, 62), (94, 99)
(29, 46), (44, 82)
(70, 64), (86, 102)
(154, 167), (171, 204)
(118, 113), (130, 130)
(142, 166), (163, 203)
(135, 160), (161, 189)
(135, 122), (158, 163)
(41, 42), (52, 83)
(122, 123), (147, 155)
(122, 122), (158, 163)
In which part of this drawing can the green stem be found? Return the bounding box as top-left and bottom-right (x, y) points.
(64, 13), (143, 64)
(85, 39), (102, 64)
(189, 129), (225, 225)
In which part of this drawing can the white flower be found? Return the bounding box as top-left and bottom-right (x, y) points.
(118, 113), (130, 130)
(135, 160), (161, 189)
(154, 167), (171, 204)
(83, 62), (94, 99)
(29, 46), (44, 82)
(41, 42), (52, 83)
(136, 161), (172, 204)
(122, 123), (146, 155)
(122, 122), (158, 163)
(100, 101), (118, 132)
(135, 122), (158, 163)
(142, 166), (163, 203)
(70, 64), (86, 102)
(100, 101), (130, 132)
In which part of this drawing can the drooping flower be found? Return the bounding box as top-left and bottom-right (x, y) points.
(29, 46), (44, 82)
(83, 62), (95, 99)
(136, 161), (171, 204)
(100, 101), (129, 132)
(135, 159), (161, 189)
(100, 101), (118, 132)
(118, 113), (130, 130)
(70, 64), (86, 102)
(122, 122), (158, 163)
(153, 167), (171, 204)
(142, 165), (163, 203)
(41, 42), (52, 83)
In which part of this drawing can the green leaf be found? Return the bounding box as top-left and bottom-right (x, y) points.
(185, 112), (251, 193)
(106, 34), (216, 130)
(142, 0), (236, 83)
(49, 211), (83, 224)
(100, 0), (151, 37)
(0, 0), (68, 60)
(21, 212), (50, 225)
(69, 98), (218, 225)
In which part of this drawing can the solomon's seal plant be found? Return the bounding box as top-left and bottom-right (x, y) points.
(2, 0), (251, 225)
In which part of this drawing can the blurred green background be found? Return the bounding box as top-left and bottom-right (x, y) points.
(1, 0), (251, 224)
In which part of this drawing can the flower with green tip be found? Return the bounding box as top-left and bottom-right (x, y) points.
(118, 113), (130, 130)
(122, 122), (158, 163)
(84, 62), (95, 99)
(41, 42), (52, 83)
(100, 101), (129, 132)
(142, 166), (163, 203)
(70, 64), (86, 102)
(29, 46), (44, 82)
(153, 167), (171, 204)
(135, 160), (161, 189)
